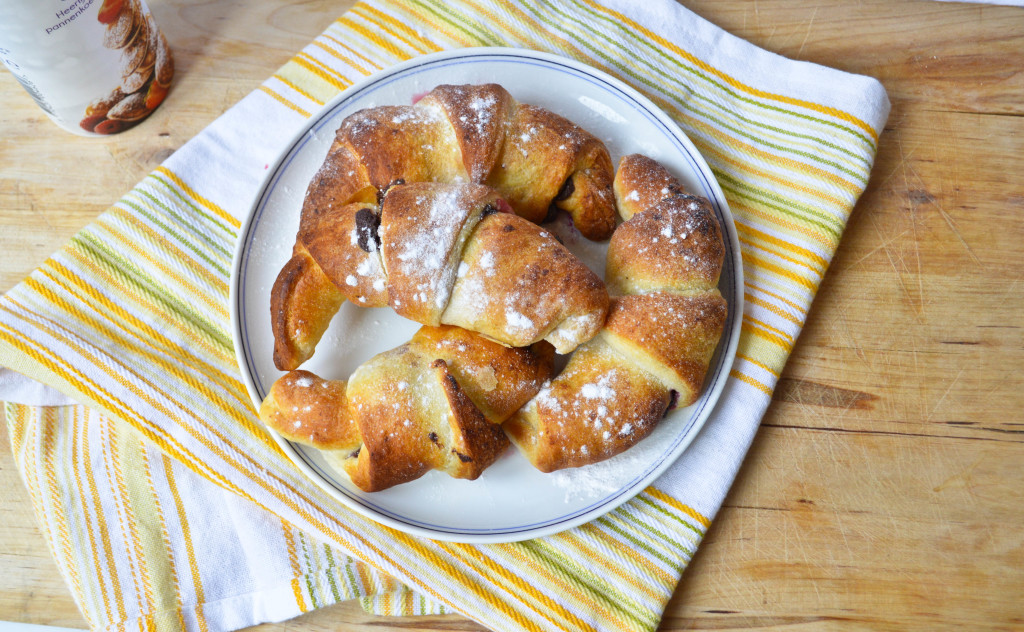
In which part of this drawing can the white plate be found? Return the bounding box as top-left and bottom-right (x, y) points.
(231, 48), (743, 543)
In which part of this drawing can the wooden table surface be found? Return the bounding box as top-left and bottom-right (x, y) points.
(2, 1), (1022, 630)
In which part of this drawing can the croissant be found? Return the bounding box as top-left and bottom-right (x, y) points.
(298, 83), (616, 242)
(271, 181), (609, 370)
(260, 325), (554, 492)
(503, 154), (729, 472)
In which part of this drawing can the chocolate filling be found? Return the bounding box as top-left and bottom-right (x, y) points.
(354, 208), (381, 252)
(554, 175), (575, 201)
(543, 201), (562, 224)
(541, 177), (576, 223)
(665, 389), (680, 416)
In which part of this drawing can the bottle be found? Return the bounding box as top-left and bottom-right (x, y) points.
(0, 0), (174, 136)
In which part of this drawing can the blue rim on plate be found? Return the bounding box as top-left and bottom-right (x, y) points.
(230, 47), (743, 543)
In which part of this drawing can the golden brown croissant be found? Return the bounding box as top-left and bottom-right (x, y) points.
(298, 83), (616, 243)
(259, 325), (554, 492)
(271, 181), (609, 370)
(503, 154), (729, 472)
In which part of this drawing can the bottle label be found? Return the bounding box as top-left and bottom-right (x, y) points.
(0, 0), (173, 135)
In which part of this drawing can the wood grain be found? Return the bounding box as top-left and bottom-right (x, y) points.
(2, 1), (1023, 631)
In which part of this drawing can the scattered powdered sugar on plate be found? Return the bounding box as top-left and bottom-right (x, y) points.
(547, 442), (657, 503)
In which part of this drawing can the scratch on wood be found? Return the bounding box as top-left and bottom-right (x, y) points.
(933, 455), (985, 493)
(797, 6), (819, 57)
(849, 227), (910, 268)
(17, 181), (55, 233)
(877, 124), (917, 190)
(660, 613), (847, 630)
(925, 366), (964, 423)
(774, 378), (878, 410)
(903, 154), (926, 318)
(890, 113), (982, 280)
(936, 202), (982, 265)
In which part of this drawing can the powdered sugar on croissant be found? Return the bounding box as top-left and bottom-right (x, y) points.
(504, 154), (728, 472)
(271, 181), (609, 369)
(299, 83), (616, 242)
(260, 325), (553, 492)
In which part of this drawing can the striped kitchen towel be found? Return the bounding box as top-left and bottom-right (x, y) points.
(0, 0), (889, 631)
